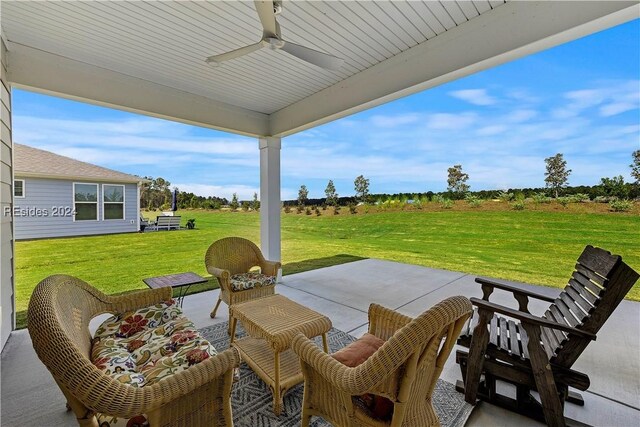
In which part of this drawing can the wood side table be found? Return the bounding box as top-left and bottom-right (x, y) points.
(229, 294), (332, 415)
(143, 272), (207, 307)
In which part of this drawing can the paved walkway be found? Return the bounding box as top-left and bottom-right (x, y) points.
(2, 259), (639, 426)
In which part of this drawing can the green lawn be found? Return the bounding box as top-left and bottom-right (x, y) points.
(15, 209), (640, 328)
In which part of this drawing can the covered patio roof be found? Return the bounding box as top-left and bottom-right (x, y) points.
(3, 1), (638, 137)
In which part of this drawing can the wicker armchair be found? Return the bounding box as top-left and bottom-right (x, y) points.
(27, 274), (240, 427)
(205, 237), (281, 320)
(292, 296), (472, 427)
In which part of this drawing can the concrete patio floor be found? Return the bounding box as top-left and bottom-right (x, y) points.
(2, 259), (639, 426)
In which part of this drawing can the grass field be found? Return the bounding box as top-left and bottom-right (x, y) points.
(15, 207), (640, 328)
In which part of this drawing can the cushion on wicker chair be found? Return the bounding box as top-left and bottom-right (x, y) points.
(331, 333), (394, 421)
(91, 300), (218, 426)
(229, 272), (276, 291)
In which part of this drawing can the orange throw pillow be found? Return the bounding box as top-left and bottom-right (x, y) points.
(331, 333), (394, 421)
(332, 333), (384, 367)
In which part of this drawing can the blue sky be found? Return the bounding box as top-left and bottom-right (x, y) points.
(13, 19), (639, 201)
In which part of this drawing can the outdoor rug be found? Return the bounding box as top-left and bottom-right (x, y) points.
(199, 321), (474, 427)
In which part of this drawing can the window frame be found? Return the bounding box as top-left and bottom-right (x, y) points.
(102, 184), (126, 221)
(14, 179), (25, 198)
(73, 182), (99, 222)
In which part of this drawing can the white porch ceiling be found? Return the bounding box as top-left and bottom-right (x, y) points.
(2, 1), (638, 137)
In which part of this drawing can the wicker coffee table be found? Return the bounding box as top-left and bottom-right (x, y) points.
(229, 294), (332, 415)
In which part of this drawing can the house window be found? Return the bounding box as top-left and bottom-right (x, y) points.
(14, 179), (25, 198)
(103, 184), (125, 220)
(73, 183), (98, 221)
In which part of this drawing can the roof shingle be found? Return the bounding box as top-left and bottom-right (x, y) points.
(14, 144), (143, 183)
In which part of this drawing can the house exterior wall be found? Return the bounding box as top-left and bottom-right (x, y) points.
(14, 178), (139, 239)
(1, 37), (15, 349)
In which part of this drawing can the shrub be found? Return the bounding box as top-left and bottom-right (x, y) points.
(321, 204), (327, 211)
(296, 205), (304, 214)
(305, 207), (312, 215)
(334, 205), (340, 215)
(594, 195), (616, 203)
(498, 191), (514, 202)
(283, 205), (291, 213)
(465, 194), (482, 208)
(348, 203), (358, 214)
(186, 219), (196, 229)
(609, 199), (633, 212)
(440, 198), (453, 209)
(572, 193), (590, 203)
(315, 206), (321, 216)
(241, 201), (250, 211)
(557, 197), (570, 207)
(511, 200), (526, 210)
(532, 192), (551, 204)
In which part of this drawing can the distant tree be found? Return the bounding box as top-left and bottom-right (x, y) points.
(324, 180), (338, 206)
(354, 175), (370, 203)
(446, 164), (470, 198)
(631, 150), (640, 184)
(599, 176), (629, 199)
(139, 176), (171, 209)
(229, 193), (239, 211)
(297, 185), (309, 207)
(544, 153), (571, 198)
(252, 192), (260, 211)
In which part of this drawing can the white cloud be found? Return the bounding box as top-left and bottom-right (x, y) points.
(426, 112), (477, 130)
(506, 109), (538, 123)
(370, 113), (421, 128)
(553, 80), (639, 119)
(476, 125), (507, 136)
(449, 89), (497, 106)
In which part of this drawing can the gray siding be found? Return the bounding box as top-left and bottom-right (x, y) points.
(14, 178), (139, 239)
(1, 37), (14, 349)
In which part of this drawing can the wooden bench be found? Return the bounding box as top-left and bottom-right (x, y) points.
(156, 215), (181, 230)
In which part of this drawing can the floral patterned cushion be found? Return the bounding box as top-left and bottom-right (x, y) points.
(229, 272), (276, 291)
(91, 299), (217, 426)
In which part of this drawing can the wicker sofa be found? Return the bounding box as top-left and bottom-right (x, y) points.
(27, 274), (240, 427)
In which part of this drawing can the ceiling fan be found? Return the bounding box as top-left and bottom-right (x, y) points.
(205, 0), (344, 70)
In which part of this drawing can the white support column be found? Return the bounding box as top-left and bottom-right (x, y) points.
(259, 137), (281, 266)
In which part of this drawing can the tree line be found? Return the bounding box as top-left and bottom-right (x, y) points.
(141, 150), (639, 211)
(291, 150), (639, 206)
(140, 177), (228, 211)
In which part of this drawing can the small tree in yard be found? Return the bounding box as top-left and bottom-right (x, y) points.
(298, 185), (309, 207)
(354, 175), (370, 204)
(229, 193), (239, 211)
(446, 164), (470, 198)
(631, 150), (640, 184)
(600, 176), (629, 199)
(324, 180), (338, 206)
(544, 153), (571, 198)
(252, 192), (260, 211)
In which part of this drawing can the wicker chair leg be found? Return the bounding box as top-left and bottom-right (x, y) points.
(301, 384), (312, 427)
(210, 296), (223, 318)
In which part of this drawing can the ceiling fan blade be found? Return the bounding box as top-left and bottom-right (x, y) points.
(254, 0), (278, 37)
(280, 41), (344, 71)
(205, 42), (264, 65)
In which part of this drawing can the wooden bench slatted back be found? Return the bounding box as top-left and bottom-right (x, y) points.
(541, 245), (639, 367)
(156, 215), (181, 229)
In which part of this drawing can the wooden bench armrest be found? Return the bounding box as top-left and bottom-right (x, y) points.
(475, 277), (556, 303)
(470, 298), (596, 340)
